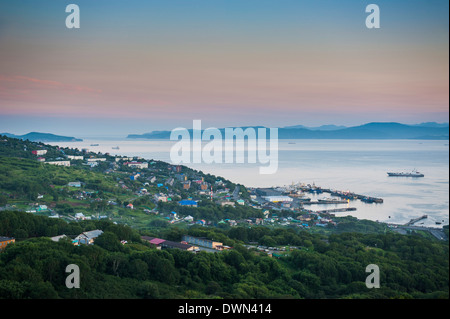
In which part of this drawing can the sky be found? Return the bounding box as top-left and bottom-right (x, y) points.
(0, 0), (448, 137)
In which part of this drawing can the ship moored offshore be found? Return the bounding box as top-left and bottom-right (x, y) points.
(387, 170), (424, 177)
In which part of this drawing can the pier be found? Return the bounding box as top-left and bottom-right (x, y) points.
(405, 215), (428, 226)
(298, 186), (384, 204)
(314, 207), (357, 214)
(302, 199), (349, 205)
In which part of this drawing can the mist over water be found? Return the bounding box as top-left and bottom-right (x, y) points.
(50, 139), (449, 228)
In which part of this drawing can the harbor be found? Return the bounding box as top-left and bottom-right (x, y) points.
(252, 183), (386, 219)
(313, 207), (357, 214)
(296, 185), (384, 204)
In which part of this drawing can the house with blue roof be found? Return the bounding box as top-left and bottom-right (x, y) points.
(178, 199), (198, 207)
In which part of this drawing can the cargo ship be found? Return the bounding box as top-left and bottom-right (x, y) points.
(387, 170), (424, 177)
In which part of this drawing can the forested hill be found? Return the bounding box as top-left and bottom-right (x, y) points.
(0, 210), (448, 299)
(1, 132), (82, 142)
(127, 122), (449, 140)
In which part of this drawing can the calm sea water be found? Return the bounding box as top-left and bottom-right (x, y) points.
(49, 139), (449, 228)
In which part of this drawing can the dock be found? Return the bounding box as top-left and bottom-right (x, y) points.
(405, 215), (428, 226)
(314, 207), (357, 214)
(302, 199), (349, 205)
(299, 186), (384, 204)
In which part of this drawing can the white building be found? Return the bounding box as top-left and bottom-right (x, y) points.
(154, 194), (168, 202)
(32, 150), (47, 156)
(47, 161), (71, 167)
(74, 229), (103, 245)
(263, 196), (293, 203)
(115, 157), (134, 162)
(75, 212), (85, 220)
(67, 155), (84, 160)
(124, 161), (148, 169)
(87, 158), (107, 162)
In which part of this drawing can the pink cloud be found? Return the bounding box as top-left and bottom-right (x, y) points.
(0, 74), (102, 95)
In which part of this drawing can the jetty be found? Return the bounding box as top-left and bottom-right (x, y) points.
(314, 207), (357, 214)
(302, 199), (349, 205)
(298, 186), (384, 204)
(405, 215), (428, 226)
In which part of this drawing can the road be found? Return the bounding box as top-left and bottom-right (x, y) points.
(394, 225), (448, 241)
(232, 185), (240, 200)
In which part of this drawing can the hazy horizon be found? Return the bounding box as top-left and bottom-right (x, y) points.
(1, 119), (449, 139)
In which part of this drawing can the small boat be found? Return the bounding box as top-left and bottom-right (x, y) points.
(90, 144), (99, 146)
(112, 146), (120, 150)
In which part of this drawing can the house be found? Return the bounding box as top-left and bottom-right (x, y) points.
(298, 215), (312, 222)
(130, 174), (140, 181)
(36, 205), (48, 212)
(175, 174), (187, 182)
(68, 181), (82, 188)
(126, 203), (134, 209)
(124, 162), (148, 169)
(37, 157), (45, 162)
(315, 223), (328, 227)
(228, 219), (237, 226)
(87, 158), (107, 162)
(32, 150), (47, 156)
(74, 212), (85, 220)
(0, 236), (15, 251)
(220, 201), (235, 207)
(182, 181), (191, 190)
(47, 161), (70, 167)
(169, 211), (177, 219)
(255, 218), (264, 225)
(182, 235), (223, 250)
(179, 199), (198, 207)
(115, 157), (133, 162)
(74, 230), (103, 245)
(154, 194), (168, 202)
(67, 155), (84, 160)
(215, 245), (232, 251)
(141, 236), (194, 251)
(200, 183), (209, 190)
(196, 220), (206, 226)
(263, 196), (293, 203)
(184, 215), (194, 222)
(237, 199), (245, 205)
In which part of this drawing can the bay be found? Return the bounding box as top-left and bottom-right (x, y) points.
(49, 139), (449, 228)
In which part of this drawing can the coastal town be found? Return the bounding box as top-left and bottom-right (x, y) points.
(1, 136), (447, 254)
(1, 137), (374, 228)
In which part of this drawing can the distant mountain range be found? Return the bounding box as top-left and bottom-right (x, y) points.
(1, 132), (83, 142)
(127, 122), (449, 140)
